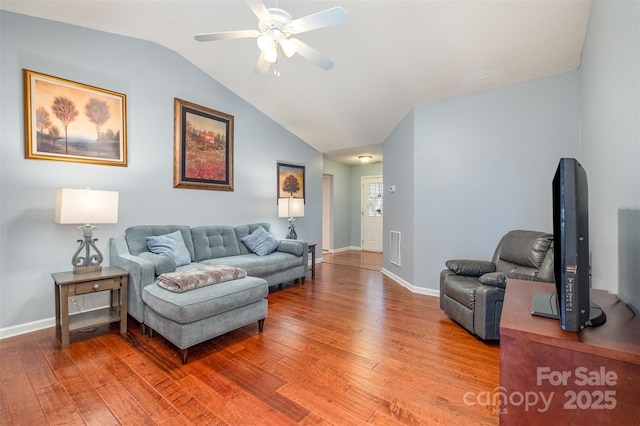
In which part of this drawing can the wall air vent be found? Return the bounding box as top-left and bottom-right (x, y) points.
(390, 231), (401, 266)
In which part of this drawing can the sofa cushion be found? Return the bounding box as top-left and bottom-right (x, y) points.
(446, 259), (495, 277)
(146, 230), (192, 267)
(142, 276), (268, 324)
(241, 226), (280, 256)
(200, 252), (303, 277)
(125, 226), (195, 260)
(494, 259), (539, 276)
(441, 275), (479, 309)
(191, 226), (241, 261)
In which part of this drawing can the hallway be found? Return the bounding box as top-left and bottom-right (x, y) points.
(321, 250), (382, 272)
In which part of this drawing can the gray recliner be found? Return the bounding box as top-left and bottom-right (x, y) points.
(440, 230), (554, 340)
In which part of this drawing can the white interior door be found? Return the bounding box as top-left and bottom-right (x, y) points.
(361, 175), (383, 252)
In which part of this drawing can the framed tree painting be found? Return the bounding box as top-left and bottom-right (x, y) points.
(23, 69), (127, 166)
(174, 98), (234, 191)
(277, 162), (305, 202)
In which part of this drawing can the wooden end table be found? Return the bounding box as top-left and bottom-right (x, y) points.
(52, 266), (128, 348)
(308, 243), (317, 277)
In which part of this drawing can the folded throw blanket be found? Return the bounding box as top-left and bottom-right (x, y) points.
(157, 266), (247, 293)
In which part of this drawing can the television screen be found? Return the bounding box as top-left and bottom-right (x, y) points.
(553, 158), (590, 331)
(532, 158), (605, 330)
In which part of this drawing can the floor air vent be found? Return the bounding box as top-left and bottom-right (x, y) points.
(390, 231), (401, 266)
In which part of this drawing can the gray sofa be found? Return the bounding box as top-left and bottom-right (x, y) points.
(110, 223), (308, 327)
(440, 230), (554, 340)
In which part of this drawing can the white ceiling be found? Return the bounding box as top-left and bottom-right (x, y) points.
(1, 0), (591, 165)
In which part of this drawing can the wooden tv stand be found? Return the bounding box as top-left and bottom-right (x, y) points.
(499, 279), (640, 425)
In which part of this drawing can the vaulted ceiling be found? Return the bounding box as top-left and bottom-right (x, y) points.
(1, 1), (591, 164)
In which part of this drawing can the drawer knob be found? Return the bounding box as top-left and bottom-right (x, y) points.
(93, 283), (100, 290)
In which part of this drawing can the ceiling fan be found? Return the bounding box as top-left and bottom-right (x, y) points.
(194, 0), (348, 73)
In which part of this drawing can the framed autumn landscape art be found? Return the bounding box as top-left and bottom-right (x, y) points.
(174, 98), (234, 191)
(277, 162), (305, 202)
(23, 69), (127, 166)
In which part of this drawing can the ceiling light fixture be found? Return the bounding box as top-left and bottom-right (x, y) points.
(359, 155), (372, 163)
(263, 44), (278, 63)
(195, 3), (348, 73)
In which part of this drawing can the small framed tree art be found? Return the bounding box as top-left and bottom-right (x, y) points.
(23, 69), (127, 166)
(277, 162), (305, 202)
(174, 98), (234, 191)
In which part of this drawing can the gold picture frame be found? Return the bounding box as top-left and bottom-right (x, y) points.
(173, 98), (234, 191)
(23, 69), (127, 166)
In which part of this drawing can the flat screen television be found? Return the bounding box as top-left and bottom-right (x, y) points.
(532, 158), (606, 331)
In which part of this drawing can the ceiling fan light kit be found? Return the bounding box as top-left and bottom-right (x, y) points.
(194, 0), (348, 73)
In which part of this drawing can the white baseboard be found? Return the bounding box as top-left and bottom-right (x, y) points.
(319, 246), (359, 263)
(331, 246), (360, 253)
(0, 305), (111, 340)
(382, 268), (440, 297)
(0, 317), (56, 339)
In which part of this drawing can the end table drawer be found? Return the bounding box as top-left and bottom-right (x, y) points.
(75, 278), (119, 294)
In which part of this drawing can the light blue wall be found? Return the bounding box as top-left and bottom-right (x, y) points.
(322, 159), (351, 251)
(414, 72), (581, 291)
(383, 111), (415, 283)
(381, 0), (639, 296)
(384, 72), (581, 292)
(580, 0), (640, 294)
(0, 12), (322, 332)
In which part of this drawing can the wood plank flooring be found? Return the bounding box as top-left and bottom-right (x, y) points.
(0, 251), (500, 425)
(321, 250), (383, 271)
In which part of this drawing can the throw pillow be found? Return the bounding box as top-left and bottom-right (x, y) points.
(146, 230), (191, 267)
(446, 259), (495, 276)
(479, 272), (508, 288)
(241, 226), (280, 256)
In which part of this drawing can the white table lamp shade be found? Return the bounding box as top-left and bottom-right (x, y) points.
(278, 197), (304, 218)
(55, 188), (119, 224)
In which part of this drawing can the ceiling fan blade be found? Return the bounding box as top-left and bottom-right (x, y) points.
(195, 30), (260, 42)
(246, 0), (271, 22)
(289, 39), (335, 70)
(290, 7), (348, 34)
(255, 51), (271, 74)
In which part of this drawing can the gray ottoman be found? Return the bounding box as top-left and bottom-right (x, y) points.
(142, 276), (268, 363)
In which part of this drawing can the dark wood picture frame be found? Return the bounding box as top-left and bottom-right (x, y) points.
(23, 69), (127, 166)
(277, 162), (305, 202)
(174, 98), (234, 191)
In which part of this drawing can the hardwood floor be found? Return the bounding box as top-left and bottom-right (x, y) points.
(0, 251), (499, 425)
(322, 250), (383, 271)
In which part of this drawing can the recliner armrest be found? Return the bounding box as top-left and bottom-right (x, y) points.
(506, 272), (554, 283)
(474, 284), (505, 340)
(445, 259), (495, 277)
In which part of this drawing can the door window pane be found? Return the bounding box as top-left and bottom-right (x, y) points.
(367, 183), (383, 216)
